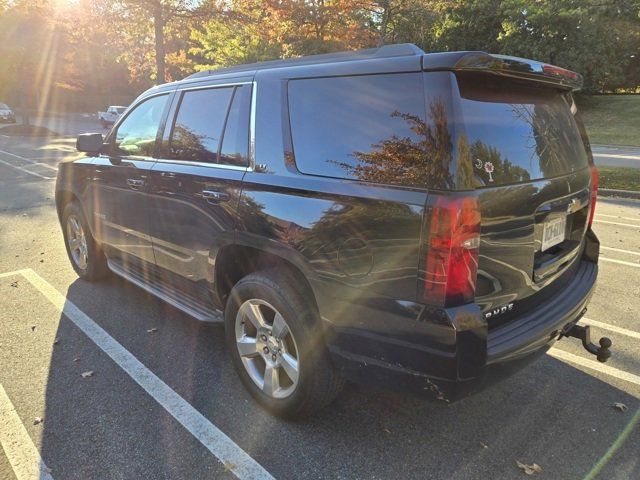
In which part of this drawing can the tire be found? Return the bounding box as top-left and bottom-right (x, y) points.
(225, 269), (343, 418)
(61, 201), (109, 281)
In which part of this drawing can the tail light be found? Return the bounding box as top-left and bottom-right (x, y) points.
(421, 195), (481, 307)
(588, 165), (598, 228)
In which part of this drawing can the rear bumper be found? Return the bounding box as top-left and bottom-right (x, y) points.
(327, 256), (598, 403)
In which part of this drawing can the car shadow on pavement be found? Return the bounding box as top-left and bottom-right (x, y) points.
(39, 276), (640, 480)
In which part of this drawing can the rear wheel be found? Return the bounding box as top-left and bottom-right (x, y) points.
(61, 201), (109, 281)
(225, 269), (343, 418)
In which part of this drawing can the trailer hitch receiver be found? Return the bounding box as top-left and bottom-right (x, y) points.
(562, 324), (612, 363)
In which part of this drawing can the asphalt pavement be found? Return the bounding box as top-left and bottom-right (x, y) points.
(0, 121), (639, 480)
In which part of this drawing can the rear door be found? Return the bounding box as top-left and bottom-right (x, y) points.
(90, 93), (171, 265)
(148, 82), (252, 291)
(438, 72), (593, 322)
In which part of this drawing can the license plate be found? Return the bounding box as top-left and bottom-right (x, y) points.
(542, 216), (567, 251)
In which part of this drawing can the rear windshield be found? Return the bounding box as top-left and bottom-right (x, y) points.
(116, 107), (127, 114)
(455, 74), (589, 187)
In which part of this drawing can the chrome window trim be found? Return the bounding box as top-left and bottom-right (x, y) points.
(177, 81), (251, 93)
(153, 157), (249, 172)
(249, 81), (257, 169)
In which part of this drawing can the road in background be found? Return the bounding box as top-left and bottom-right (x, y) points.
(1, 125), (639, 480)
(592, 145), (640, 168)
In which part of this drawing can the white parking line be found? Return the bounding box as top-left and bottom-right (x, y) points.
(0, 383), (54, 480)
(593, 153), (640, 160)
(6, 269), (274, 480)
(600, 256), (640, 268)
(548, 348), (640, 387)
(0, 148), (35, 162)
(594, 219), (640, 229)
(597, 213), (640, 222)
(0, 158), (53, 180)
(601, 246), (640, 256)
(582, 318), (640, 340)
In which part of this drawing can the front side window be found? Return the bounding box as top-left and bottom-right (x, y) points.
(114, 94), (168, 158)
(288, 73), (429, 187)
(168, 87), (234, 163)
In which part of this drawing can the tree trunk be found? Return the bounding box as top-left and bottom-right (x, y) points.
(153, 3), (166, 85)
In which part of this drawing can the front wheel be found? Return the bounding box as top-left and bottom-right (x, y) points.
(61, 201), (109, 281)
(225, 269), (343, 418)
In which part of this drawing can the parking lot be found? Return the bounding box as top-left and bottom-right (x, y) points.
(0, 120), (639, 479)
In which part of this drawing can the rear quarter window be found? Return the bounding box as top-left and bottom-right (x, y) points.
(288, 73), (446, 189)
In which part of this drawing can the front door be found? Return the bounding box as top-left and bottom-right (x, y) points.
(90, 93), (172, 266)
(148, 83), (252, 293)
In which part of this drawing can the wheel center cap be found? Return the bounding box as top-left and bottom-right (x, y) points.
(267, 338), (279, 351)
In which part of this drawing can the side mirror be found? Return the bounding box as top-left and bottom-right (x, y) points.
(77, 133), (104, 154)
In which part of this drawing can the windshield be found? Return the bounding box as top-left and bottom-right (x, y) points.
(455, 74), (589, 187)
(0, 103), (8, 109)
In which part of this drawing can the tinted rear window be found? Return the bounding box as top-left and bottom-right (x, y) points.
(168, 87), (233, 163)
(288, 73), (432, 188)
(455, 74), (589, 187)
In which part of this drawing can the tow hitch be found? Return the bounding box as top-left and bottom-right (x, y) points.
(562, 323), (612, 363)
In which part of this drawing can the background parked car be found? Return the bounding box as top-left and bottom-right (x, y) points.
(98, 105), (127, 127)
(0, 103), (16, 123)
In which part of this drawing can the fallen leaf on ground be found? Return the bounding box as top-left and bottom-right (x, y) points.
(73, 357), (80, 362)
(223, 461), (236, 473)
(53, 338), (60, 345)
(612, 402), (628, 412)
(516, 461), (542, 475)
(33, 417), (44, 425)
(479, 442), (489, 449)
(31, 325), (36, 332)
(10, 281), (18, 288)
(81, 371), (94, 378)
(147, 328), (158, 333)
(383, 427), (391, 434)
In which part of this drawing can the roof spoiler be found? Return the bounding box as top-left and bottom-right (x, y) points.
(422, 51), (583, 91)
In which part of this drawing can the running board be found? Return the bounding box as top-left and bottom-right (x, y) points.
(107, 260), (223, 324)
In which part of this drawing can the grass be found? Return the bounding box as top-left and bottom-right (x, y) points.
(577, 95), (640, 146)
(0, 124), (58, 137)
(598, 166), (640, 191)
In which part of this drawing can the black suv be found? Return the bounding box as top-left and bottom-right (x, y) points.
(57, 44), (609, 418)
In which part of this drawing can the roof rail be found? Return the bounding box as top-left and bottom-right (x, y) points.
(185, 43), (425, 80)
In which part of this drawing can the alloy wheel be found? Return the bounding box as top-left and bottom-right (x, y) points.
(66, 214), (88, 270)
(235, 299), (300, 399)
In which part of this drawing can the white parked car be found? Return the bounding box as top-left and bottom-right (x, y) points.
(0, 103), (16, 123)
(98, 106), (127, 127)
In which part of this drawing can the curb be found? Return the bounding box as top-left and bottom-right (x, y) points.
(599, 188), (640, 200)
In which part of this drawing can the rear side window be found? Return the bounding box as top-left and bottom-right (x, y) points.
(455, 74), (589, 186)
(288, 73), (431, 187)
(219, 85), (251, 167)
(168, 87), (234, 163)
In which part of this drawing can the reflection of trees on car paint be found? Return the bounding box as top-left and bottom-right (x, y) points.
(169, 125), (217, 163)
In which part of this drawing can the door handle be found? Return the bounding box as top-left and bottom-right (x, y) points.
(126, 178), (145, 189)
(201, 190), (230, 204)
